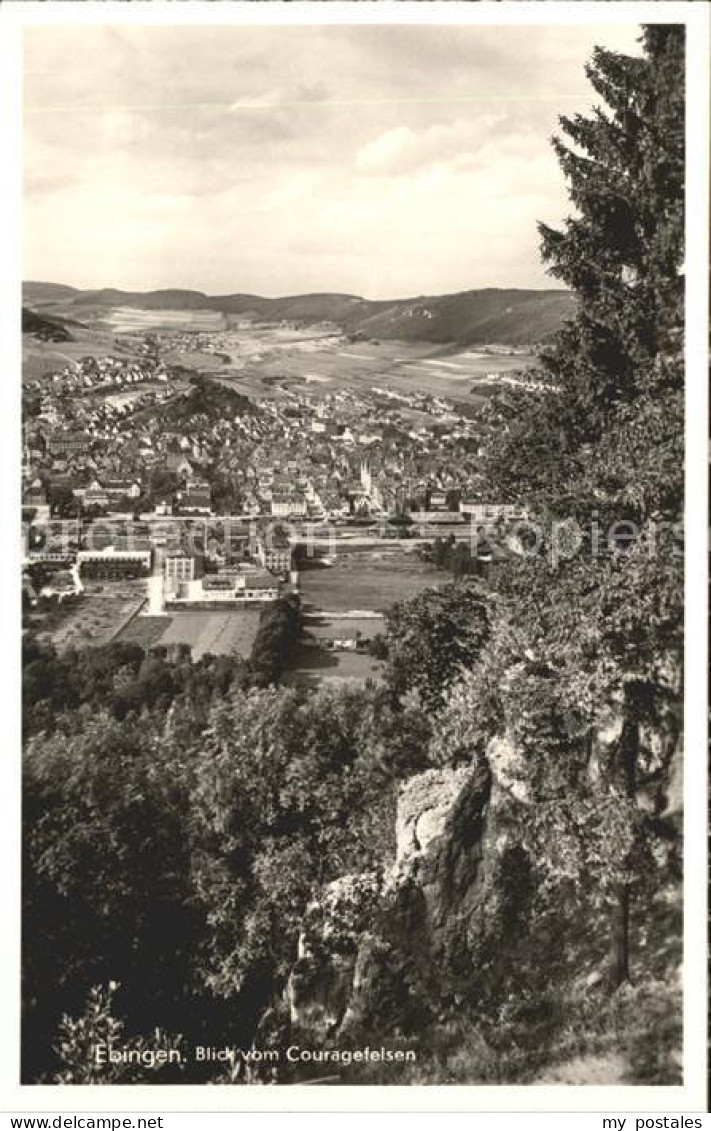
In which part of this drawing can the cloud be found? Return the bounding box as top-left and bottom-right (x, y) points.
(356, 126), (416, 173)
(355, 116), (508, 180)
(23, 22), (643, 297)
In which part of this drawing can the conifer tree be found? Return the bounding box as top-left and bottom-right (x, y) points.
(480, 25), (684, 984)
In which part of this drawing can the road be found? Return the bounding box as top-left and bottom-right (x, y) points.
(145, 543), (167, 615)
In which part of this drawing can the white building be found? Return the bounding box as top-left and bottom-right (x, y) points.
(459, 502), (529, 524)
(77, 546), (152, 572)
(166, 569), (279, 605)
(271, 493), (307, 518)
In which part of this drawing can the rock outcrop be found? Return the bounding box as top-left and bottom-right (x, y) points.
(287, 872), (383, 1041)
(285, 760), (523, 1044)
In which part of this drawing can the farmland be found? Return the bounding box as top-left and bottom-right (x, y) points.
(27, 587), (146, 651)
(214, 329), (538, 405)
(116, 615), (172, 650)
(102, 307), (228, 333)
(24, 298), (538, 402)
(137, 608), (262, 660)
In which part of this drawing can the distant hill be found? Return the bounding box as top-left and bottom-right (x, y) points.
(68, 287), (214, 311)
(21, 306), (73, 342)
(335, 290), (575, 347)
(23, 282), (574, 347)
(22, 282), (81, 305)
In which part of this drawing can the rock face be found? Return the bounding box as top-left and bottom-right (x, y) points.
(393, 765), (494, 973)
(396, 767), (476, 864)
(285, 761), (512, 1043)
(287, 873), (382, 1042)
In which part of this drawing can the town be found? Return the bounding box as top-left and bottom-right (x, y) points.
(22, 316), (528, 682)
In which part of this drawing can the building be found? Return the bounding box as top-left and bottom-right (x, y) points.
(165, 550), (205, 585)
(23, 433), (46, 465)
(360, 459), (373, 495)
(459, 501), (529, 524)
(166, 451), (194, 477)
(201, 575), (235, 594)
(176, 486), (212, 515)
(74, 478), (141, 503)
(49, 431), (92, 457)
(77, 545), (152, 577)
(256, 534), (292, 575)
(165, 567), (279, 606)
(429, 491), (448, 511)
(410, 510), (464, 526)
(82, 487), (110, 510)
(101, 478), (142, 500)
(239, 571), (280, 601)
(271, 492), (307, 518)
(23, 479), (50, 522)
(242, 494), (260, 516)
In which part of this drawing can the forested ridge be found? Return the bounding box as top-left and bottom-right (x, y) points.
(23, 286), (574, 349)
(22, 27), (684, 1086)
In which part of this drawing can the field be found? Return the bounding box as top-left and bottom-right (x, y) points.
(141, 609), (262, 660)
(101, 307), (228, 333)
(216, 332), (538, 404)
(287, 552), (439, 686)
(303, 615), (385, 641)
(285, 643), (383, 688)
(297, 550), (445, 612)
(160, 349), (228, 372)
(27, 589), (146, 651)
(116, 616), (172, 650)
(24, 302), (539, 401)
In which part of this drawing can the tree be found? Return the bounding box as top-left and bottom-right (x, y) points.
(22, 665), (424, 1081)
(51, 983), (185, 1085)
(48, 483), (78, 517)
(22, 711), (205, 1081)
(249, 593), (301, 686)
(383, 583), (489, 711)
(479, 27), (684, 985)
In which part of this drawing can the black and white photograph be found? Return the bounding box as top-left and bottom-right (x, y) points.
(6, 2), (707, 1109)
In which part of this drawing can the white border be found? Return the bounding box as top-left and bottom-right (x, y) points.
(1, 1), (708, 1115)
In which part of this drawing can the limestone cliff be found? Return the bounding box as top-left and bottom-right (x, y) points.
(285, 759), (529, 1045)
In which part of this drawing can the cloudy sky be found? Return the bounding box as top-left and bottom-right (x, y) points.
(24, 23), (641, 299)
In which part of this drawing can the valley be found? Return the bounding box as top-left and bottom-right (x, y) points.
(22, 293), (532, 687)
(23, 299), (541, 404)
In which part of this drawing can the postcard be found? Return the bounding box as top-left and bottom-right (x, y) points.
(1, 0), (707, 1117)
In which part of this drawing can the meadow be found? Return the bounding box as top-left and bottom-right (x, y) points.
(285, 642), (383, 688)
(297, 550), (444, 612)
(303, 614), (386, 640)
